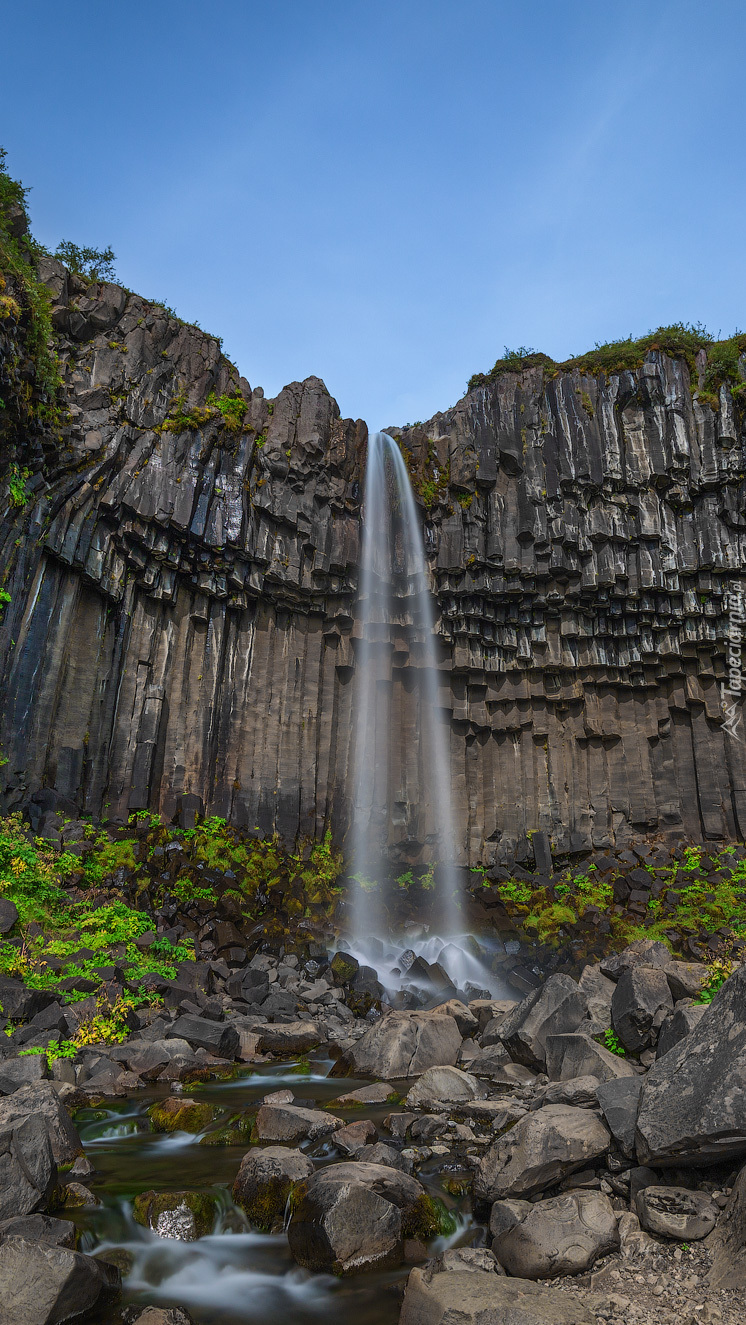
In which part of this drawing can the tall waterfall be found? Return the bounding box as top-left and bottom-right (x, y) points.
(350, 431), (459, 936)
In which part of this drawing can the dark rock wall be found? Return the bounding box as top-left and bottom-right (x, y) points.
(1, 260), (745, 864)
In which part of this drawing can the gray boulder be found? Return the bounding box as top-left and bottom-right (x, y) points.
(232, 1146), (314, 1228)
(405, 1065), (483, 1108)
(167, 1014), (238, 1058)
(545, 1032), (636, 1083)
(595, 1076), (643, 1157)
(497, 975), (589, 1072)
(0, 1055), (48, 1091)
(253, 1021), (324, 1054)
(611, 966), (673, 1052)
(329, 1010), (462, 1079)
(663, 961), (708, 1001)
(656, 1003), (707, 1058)
(474, 1104), (610, 1201)
(491, 1190), (619, 1278)
(432, 999), (479, 1037)
(400, 1265), (595, 1324)
(0, 1082), (83, 1164)
(709, 1161), (746, 1289)
(0, 1214), (75, 1248)
(636, 1185), (719, 1240)
(253, 1103), (343, 1144)
(636, 966), (746, 1164)
(0, 1236), (120, 1325)
(0, 1116), (57, 1220)
(600, 940), (671, 981)
(469, 1045), (536, 1085)
(287, 1161), (430, 1275)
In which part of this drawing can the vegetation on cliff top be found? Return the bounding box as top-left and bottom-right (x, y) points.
(467, 324), (746, 406)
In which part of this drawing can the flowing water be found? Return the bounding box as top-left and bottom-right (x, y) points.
(72, 1057), (475, 1324)
(351, 432), (458, 937)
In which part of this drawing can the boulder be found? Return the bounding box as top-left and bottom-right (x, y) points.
(0, 1054), (48, 1091)
(491, 1190), (619, 1278)
(611, 967), (673, 1051)
(0, 898), (19, 933)
(356, 1141), (408, 1170)
(133, 1189), (218, 1240)
(0, 978), (57, 1021)
(253, 1102), (343, 1144)
(431, 999), (479, 1038)
(595, 1076), (643, 1157)
(600, 940), (671, 981)
(709, 1161), (746, 1289)
(468, 999), (517, 1032)
(636, 1185), (718, 1241)
(127, 1310), (195, 1325)
(578, 964), (615, 1006)
(328, 1082), (399, 1108)
(496, 974), (589, 1072)
(0, 1214), (75, 1248)
(148, 1097), (217, 1134)
(474, 1105), (610, 1201)
(0, 1116), (57, 1220)
(0, 1236), (120, 1325)
(405, 1065), (483, 1108)
(536, 1076), (602, 1108)
(636, 966), (746, 1164)
(663, 961), (708, 1001)
(253, 1021), (323, 1054)
(469, 1046), (535, 1086)
(167, 1015), (238, 1058)
(232, 1146), (313, 1228)
(656, 1003), (707, 1058)
(545, 1033), (637, 1083)
(287, 1161), (438, 1274)
(333, 1119), (377, 1155)
(0, 1081), (82, 1164)
(329, 1010), (462, 1079)
(400, 1265), (595, 1324)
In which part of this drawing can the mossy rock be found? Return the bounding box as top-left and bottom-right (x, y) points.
(148, 1096), (218, 1133)
(330, 951), (358, 983)
(401, 1193), (457, 1241)
(132, 1188), (218, 1240)
(232, 1146), (313, 1230)
(441, 1174), (472, 1197)
(199, 1112), (254, 1147)
(95, 1247), (135, 1275)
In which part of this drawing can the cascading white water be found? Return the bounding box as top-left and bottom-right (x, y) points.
(350, 431), (459, 937)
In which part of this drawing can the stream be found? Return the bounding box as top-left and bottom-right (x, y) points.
(69, 1054), (475, 1324)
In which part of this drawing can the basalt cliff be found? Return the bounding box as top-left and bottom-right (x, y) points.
(1, 242), (745, 867)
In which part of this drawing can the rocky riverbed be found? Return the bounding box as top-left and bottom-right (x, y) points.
(2, 931), (746, 1325)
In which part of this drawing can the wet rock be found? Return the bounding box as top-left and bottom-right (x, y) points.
(333, 1118), (377, 1155)
(405, 1065), (483, 1108)
(636, 966), (746, 1164)
(0, 1235), (120, 1325)
(636, 1184), (719, 1240)
(709, 1161), (746, 1289)
(491, 1190), (619, 1278)
(545, 1032), (637, 1083)
(474, 1105), (611, 1201)
(167, 1014), (238, 1058)
(611, 966), (673, 1051)
(232, 1146), (313, 1228)
(0, 1081), (82, 1164)
(399, 1264), (595, 1324)
(253, 1102), (343, 1144)
(253, 1021), (323, 1054)
(0, 1213), (76, 1247)
(125, 1309), (196, 1325)
(656, 1002), (707, 1058)
(287, 1161), (440, 1275)
(328, 1082), (399, 1108)
(148, 1096), (218, 1134)
(329, 1010), (462, 1079)
(497, 975), (589, 1072)
(330, 952), (359, 984)
(469, 1046), (536, 1086)
(595, 1075), (643, 1157)
(0, 1115), (57, 1220)
(63, 1182), (100, 1208)
(133, 1189), (218, 1240)
(356, 1141), (409, 1170)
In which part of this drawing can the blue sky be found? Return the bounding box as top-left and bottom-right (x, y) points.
(2, 1), (745, 428)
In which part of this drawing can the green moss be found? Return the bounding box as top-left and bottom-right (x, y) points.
(232, 1173), (297, 1230)
(402, 1194), (457, 1241)
(199, 1112), (254, 1146)
(148, 1097), (218, 1133)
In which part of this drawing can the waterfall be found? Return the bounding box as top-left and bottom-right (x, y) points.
(350, 431), (459, 937)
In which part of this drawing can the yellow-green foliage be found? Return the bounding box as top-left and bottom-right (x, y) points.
(160, 389), (248, 436)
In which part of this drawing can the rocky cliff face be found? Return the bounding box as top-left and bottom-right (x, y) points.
(1, 258), (745, 866)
